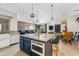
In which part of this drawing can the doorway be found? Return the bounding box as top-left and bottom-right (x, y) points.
(55, 24), (61, 33)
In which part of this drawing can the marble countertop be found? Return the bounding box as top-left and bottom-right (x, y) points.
(20, 34), (55, 42)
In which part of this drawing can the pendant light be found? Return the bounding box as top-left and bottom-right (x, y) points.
(30, 3), (35, 18)
(51, 4), (54, 20)
(32, 10), (39, 24)
(36, 10), (39, 23)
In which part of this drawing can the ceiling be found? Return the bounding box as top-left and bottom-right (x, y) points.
(0, 3), (79, 23)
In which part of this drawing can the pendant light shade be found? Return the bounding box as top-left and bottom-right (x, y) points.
(30, 3), (35, 18)
(30, 13), (35, 18)
(51, 4), (54, 20)
(36, 10), (39, 23)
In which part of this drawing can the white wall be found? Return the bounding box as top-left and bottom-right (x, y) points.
(17, 14), (33, 23)
(67, 16), (79, 32)
(0, 7), (16, 17)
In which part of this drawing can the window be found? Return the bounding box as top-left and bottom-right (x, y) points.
(0, 24), (2, 31)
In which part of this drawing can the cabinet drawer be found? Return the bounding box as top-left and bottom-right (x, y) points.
(0, 39), (10, 48)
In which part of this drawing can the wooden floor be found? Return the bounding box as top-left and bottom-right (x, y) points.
(0, 41), (79, 56)
(58, 41), (79, 56)
(0, 44), (28, 56)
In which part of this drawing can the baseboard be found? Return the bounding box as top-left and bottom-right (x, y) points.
(10, 42), (19, 46)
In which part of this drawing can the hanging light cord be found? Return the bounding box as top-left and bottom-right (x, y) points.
(51, 4), (53, 20)
(36, 10), (39, 22)
(51, 4), (53, 17)
(30, 3), (35, 18)
(32, 3), (33, 13)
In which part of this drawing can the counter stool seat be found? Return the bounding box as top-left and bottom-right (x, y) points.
(51, 35), (60, 56)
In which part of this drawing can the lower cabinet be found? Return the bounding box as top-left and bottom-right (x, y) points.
(20, 37), (31, 55)
(23, 38), (31, 55)
(0, 34), (10, 49)
(20, 37), (24, 51)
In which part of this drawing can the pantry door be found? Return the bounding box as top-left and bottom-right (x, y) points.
(55, 24), (61, 33)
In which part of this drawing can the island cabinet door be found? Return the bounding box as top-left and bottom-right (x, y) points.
(20, 37), (24, 51)
(23, 38), (31, 55)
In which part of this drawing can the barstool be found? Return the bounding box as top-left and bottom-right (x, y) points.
(51, 35), (60, 56)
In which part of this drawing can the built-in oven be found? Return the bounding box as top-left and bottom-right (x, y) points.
(31, 40), (45, 56)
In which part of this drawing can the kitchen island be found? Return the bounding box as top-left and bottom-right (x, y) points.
(20, 34), (54, 56)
